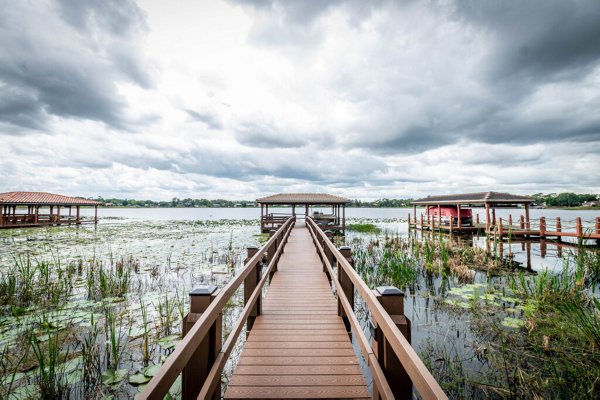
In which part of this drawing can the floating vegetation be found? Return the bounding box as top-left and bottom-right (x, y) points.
(346, 223), (382, 233)
(0, 218), (259, 398)
(347, 217), (600, 399)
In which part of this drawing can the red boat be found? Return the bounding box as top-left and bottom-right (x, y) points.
(427, 206), (473, 226)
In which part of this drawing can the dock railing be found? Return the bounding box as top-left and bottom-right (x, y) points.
(140, 216), (295, 400)
(306, 217), (447, 400)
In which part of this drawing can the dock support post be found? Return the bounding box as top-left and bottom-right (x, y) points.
(576, 217), (583, 240)
(476, 213), (480, 225)
(556, 217), (562, 242)
(244, 246), (260, 332)
(539, 217), (546, 238)
(337, 246), (354, 333)
(373, 286), (411, 399)
(520, 215), (525, 230)
(498, 217), (503, 238)
(183, 286), (221, 400)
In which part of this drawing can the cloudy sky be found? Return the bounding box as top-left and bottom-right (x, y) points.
(1, 0), (599, 200)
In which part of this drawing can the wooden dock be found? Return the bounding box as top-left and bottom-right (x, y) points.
(141, 216), (447, 400)
(225, 225), (370, 399)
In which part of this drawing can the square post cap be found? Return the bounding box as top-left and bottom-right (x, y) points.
(376, 286), (404, 296)
(338, 246), (352, 257)
(190, 285), (218, 296)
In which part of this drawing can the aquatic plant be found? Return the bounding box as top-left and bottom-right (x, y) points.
(29, 324), (71, 399)
(347, 223), (382, 234)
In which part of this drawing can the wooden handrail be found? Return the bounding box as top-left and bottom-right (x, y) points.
(306, 221), (394, 399)
(140, 217), (295, 400)
(197, 218), (294, 399)
(306, 217), (447, 400)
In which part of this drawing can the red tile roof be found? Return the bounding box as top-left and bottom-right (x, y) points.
(0, 192), (101, 206)
(256, 193), (350, 204)
(412, 191), (533, 205)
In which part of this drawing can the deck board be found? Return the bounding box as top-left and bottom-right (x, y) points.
(225, 225), (370, 399)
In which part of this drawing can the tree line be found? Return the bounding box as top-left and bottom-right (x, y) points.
(94, 193), (597, 208)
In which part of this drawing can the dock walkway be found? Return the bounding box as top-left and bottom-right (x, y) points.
(225, 224), (370, 399)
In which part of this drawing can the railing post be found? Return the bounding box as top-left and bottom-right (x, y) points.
(244, 246), (261, 332)
(420, 213), (424, 230)
(268, 229), (278, 281)
(556, 217), (562, 242)
(322, 230), (334, 281)
(182, 285), (221, 400)
(576, 217), (583, 238)
(372, 286), (411, 399)
(498, 217), (503, 237)
(539, 217), (546, 238)
(337, 246), (354, 333)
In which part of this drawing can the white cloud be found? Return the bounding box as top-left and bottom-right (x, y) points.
(1, 0), (599, 200)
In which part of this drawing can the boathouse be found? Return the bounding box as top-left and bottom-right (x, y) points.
(411, 191), (534, 233)
(256, 193), (349, 233)
(0, 191), (101, 228)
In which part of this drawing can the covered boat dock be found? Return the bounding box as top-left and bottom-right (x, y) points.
(410, 191), (534, 234)
(256, 193), (349, 233)
(0, 191), (101, 229)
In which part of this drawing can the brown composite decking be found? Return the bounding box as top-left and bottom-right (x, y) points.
(225, 224), (370, 399)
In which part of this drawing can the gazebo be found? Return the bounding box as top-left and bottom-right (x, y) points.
(256, 193), (350, 233)
(412, 191), (534, 233)
(0, 191), (101, 229)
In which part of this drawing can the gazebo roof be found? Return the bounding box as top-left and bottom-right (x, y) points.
(412, 191), (533, 206)
(0, 192), (101, 206)
(256, 193), (350, 205)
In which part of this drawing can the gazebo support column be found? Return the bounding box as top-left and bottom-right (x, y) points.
(94, 206), (98, 225)
(457, 204), (462, 229)
(525, 203), (530, 232)
(76, 206), (81, 225)
(342, 204), (346, 232)
(485, 203), (491, 234)
(57, 206), (61, 225)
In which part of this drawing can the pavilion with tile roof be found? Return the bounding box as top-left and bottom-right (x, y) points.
(0, 191), (101, 228)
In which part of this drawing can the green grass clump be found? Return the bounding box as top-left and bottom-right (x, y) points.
(347, 223), (381, 233)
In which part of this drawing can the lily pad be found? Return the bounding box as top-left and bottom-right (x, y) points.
(102, 368), (128, 385)
(501, 317), (525, 329)
(129, 373), (151, 385)
(128, 327), (146, 338)
(143, 364), (162, 377)
(10, 383), (39, 400)
(157, 334), (180, 349)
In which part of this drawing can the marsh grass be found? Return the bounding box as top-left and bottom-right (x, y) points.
(347, 223), (382, 234)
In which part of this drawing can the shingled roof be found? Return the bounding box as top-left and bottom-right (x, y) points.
(0, 192), (101, 206)
(412, 191), (533, 205)
(256, 193), (350, 205)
